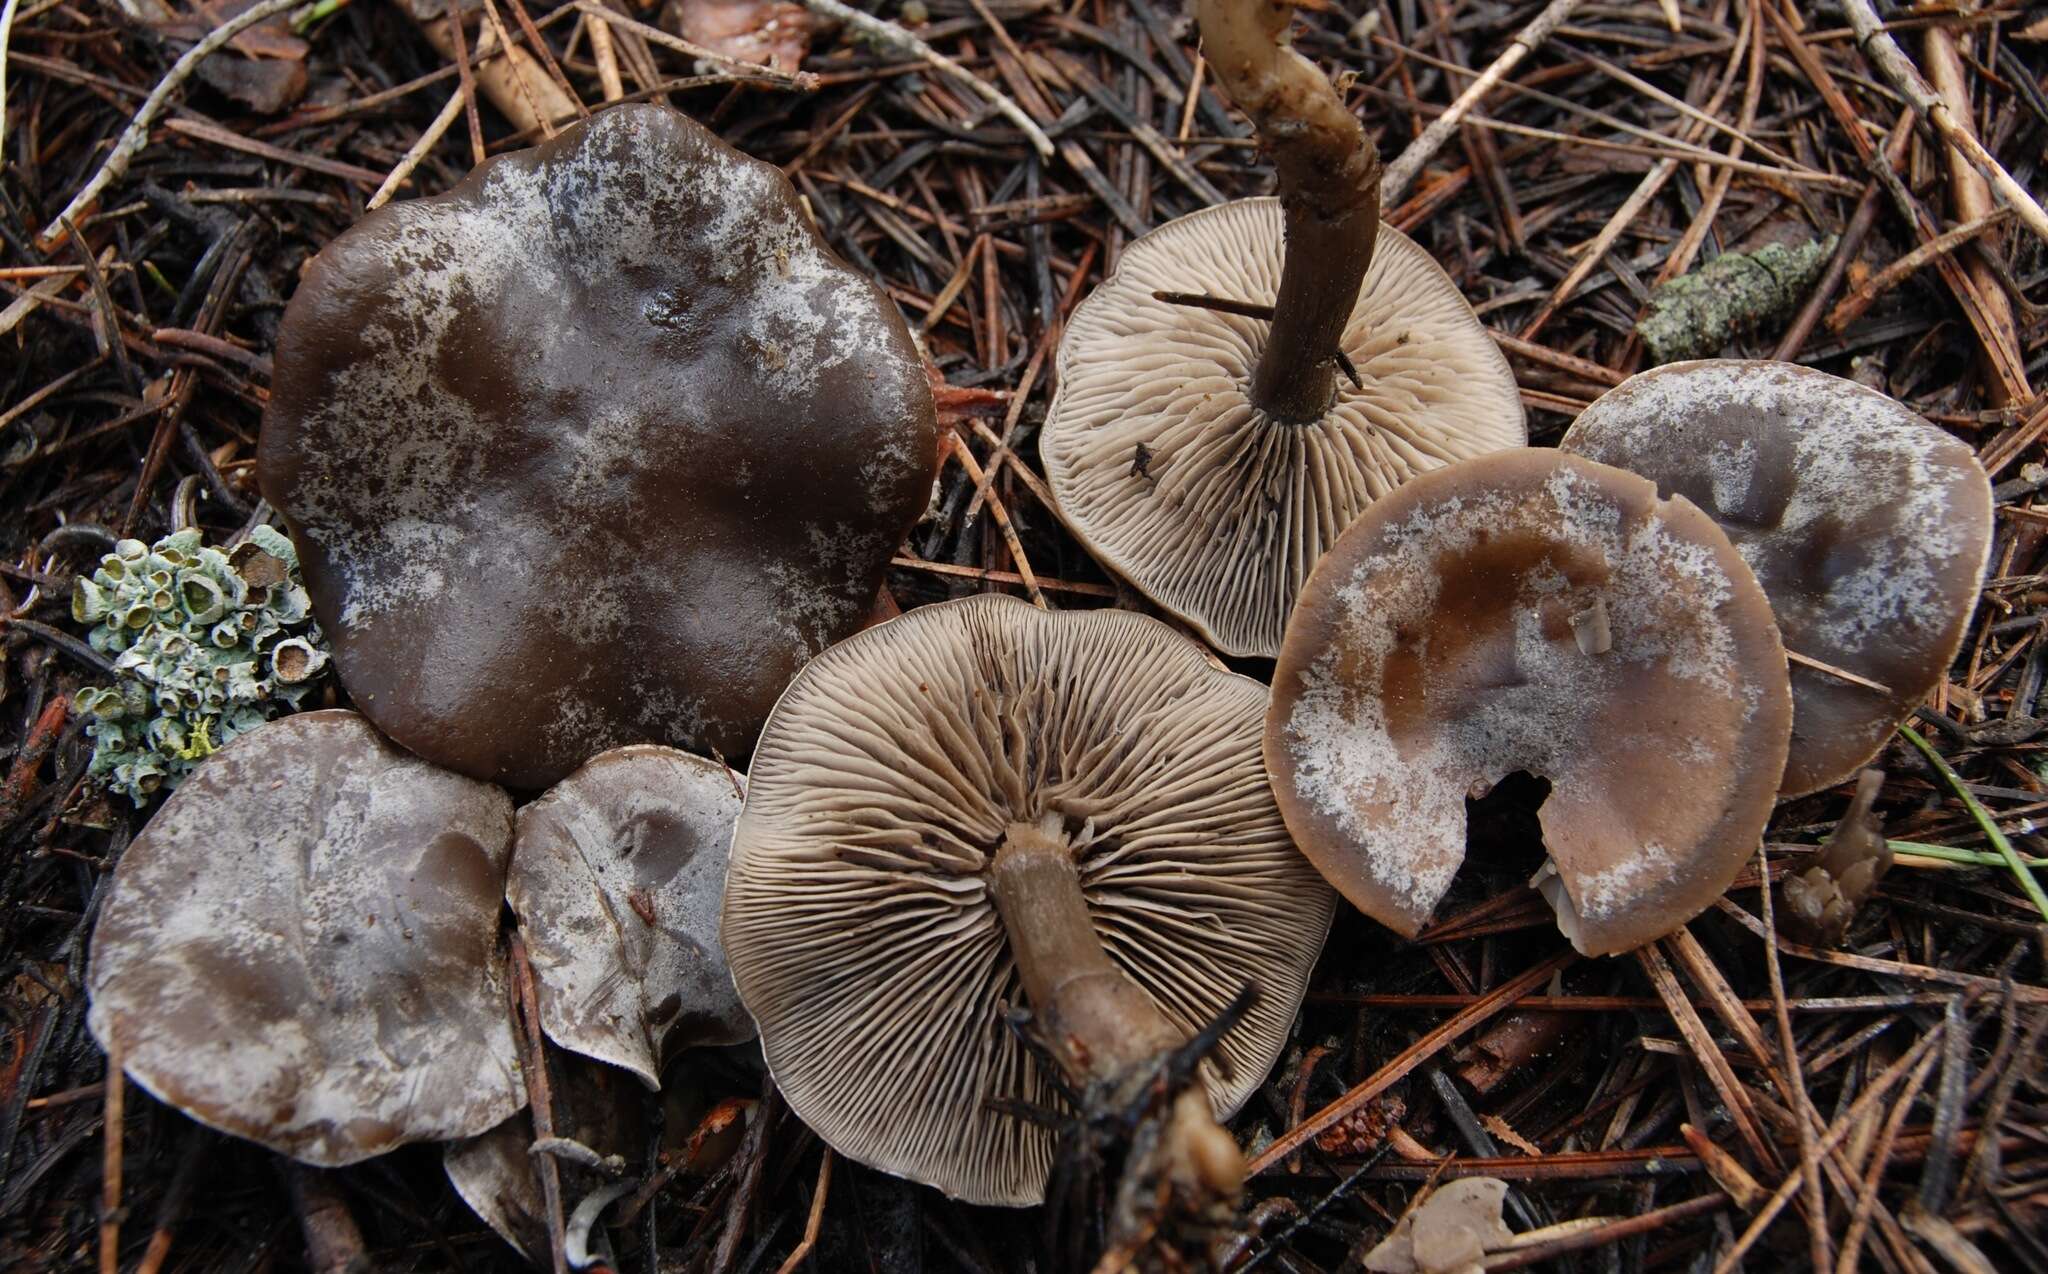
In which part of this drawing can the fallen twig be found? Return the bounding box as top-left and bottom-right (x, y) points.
(1246, 952), (1573, 1175)
(369, 88), (466, 210)
(1827, 207), (2014, 333)
(1378, 0), (1583, 205)
(36, 0), (304, 248)
(1839, 0), (2048, 247)
(794, 0), (1053, 159)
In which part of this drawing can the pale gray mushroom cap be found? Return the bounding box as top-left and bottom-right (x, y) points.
(87, 710), (522, 1166)
(1267, 451), (1792, 957)
(508, 745), (753, 1089)
(1041, 197), (1526, 658)
(1560, 360), (1993, 796)
(721, 595), (1336, 1207)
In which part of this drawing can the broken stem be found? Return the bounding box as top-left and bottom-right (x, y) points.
(987, 816), (1244, 1205)
(1195, 0), (1379, 424)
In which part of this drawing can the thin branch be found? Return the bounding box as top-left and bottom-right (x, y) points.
(369, 88), (466, 211)
(1827, 207), (2013, 332)
(1839, 0), (2048, 246)
(792, 0), (1052, 159)
(1378, 0), (1583, 206)
(36, 0), (304, 248)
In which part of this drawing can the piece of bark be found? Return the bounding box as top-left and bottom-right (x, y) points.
(1635, 237), (1836, 364)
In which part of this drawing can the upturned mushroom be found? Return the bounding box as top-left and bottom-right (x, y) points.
(1266, 450), (1793, 956)
(261, 103), (937, 789)
(1039, 0), (1523, 657)
(721, 596), (1335, 1224)
(1560, 360), (1993, 795)
(87, 710), (523, 1164)
(507, 744), (753, 1088)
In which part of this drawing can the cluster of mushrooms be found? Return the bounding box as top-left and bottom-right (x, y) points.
(82, 1), (1998, 1268)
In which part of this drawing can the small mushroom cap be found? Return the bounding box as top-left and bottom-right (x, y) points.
(1266, 450), (1792, 957)
(722, 595), (1335, 1206)
(1041, 197), (1526, 658)
(87, 710), (522, 1165)
(260, 104), (937, 789)
(508, 745), (753, 1088)
(1560, 360), (1993, 796)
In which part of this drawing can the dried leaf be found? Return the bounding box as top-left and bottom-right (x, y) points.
(664, 0), (813, 73)
(1364, 1178), (1514, 1274)
(1779, 768), (1892, 947)
(196, 55), (308, 114)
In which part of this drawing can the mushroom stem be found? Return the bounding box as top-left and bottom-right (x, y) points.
(990, 817), (1182, 1081)
(1196, 0), (1380, 424)
(988, 816), (1245, 1201)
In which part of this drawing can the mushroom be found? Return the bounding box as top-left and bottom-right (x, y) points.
(260, 103), (938, 789)
(87, 710), (523, 1165)
(1779, 768), (1892, 947)
(1038, 1), (1523, 658)
(507, 744), (753, 1088)
(721, 595), (1335, 1218)
(1266, 450), (1793, 956)
(1559, 359), (1993, 795)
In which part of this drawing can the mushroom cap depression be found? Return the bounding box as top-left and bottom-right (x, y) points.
(1266, 450), (1792, 957)
(87, 710), (522, 1165)
(508, 744), (752, 1088)
(1560, 360), (1992, 796)
(1041, 197), (1525, 658)
(722, 595), (1335, 1206)
(260, 104), (938, 788)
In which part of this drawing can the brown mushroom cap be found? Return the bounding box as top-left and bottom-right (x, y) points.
(1041, 197), (1525, 658)
(1560, 360), (1993, 796)
(508, 745), (752, 1088)
(260, 104), (937, 789)
(1266, 450), (1792, 957)
(722, 595), (1335, 1206)
(87, 710), (522, 1165)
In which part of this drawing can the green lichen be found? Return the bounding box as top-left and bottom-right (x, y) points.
(1636, 236), (1838, 365)
(72, 526), (330, 804)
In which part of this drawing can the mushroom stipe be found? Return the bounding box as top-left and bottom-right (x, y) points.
(1042, 198), (1525, 660)
(721, 595), (1335, 1218)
